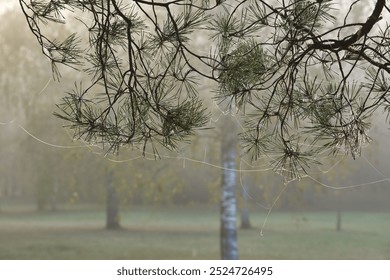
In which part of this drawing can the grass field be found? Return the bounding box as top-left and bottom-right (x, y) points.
(0, 203), (389, 259)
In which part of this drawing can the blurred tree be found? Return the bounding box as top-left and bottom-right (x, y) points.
(321, 155), (358, 231)
(219, 115), (238, 259)
(20, 0), (390, 259)
(240, 188), (252, 230)
(106, 168), (120, 229)
(0, 7), (56, 205)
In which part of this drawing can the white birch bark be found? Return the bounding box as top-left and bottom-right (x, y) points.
(220, 116), (238, 260)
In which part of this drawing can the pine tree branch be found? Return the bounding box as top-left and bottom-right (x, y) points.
(311, 0), (385, 51)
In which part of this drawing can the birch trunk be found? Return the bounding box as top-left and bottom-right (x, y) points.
(220, 116), (239, 260)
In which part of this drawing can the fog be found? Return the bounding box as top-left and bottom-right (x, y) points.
(0, 1), (389, 260)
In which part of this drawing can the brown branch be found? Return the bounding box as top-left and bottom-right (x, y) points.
(311, 0), (385, 51)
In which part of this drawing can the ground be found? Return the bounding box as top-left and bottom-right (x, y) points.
(0, 203), (389, 259)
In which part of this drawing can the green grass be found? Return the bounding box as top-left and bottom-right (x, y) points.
(0, 204), (389, 259)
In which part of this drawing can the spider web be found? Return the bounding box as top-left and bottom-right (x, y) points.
(2, 81), (389, 237)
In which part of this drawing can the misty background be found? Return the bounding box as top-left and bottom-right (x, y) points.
(0, 1), (390, 259)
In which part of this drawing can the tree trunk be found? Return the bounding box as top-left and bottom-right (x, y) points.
(50, 183), (59, 212)
(106, 170), (121, 229)
(36, 196), (46, 211)
(220, 116), (239, 260)
(336, 209), (342, 231)
(240, 188), (252, 229)
(335, 191), (342, 231)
